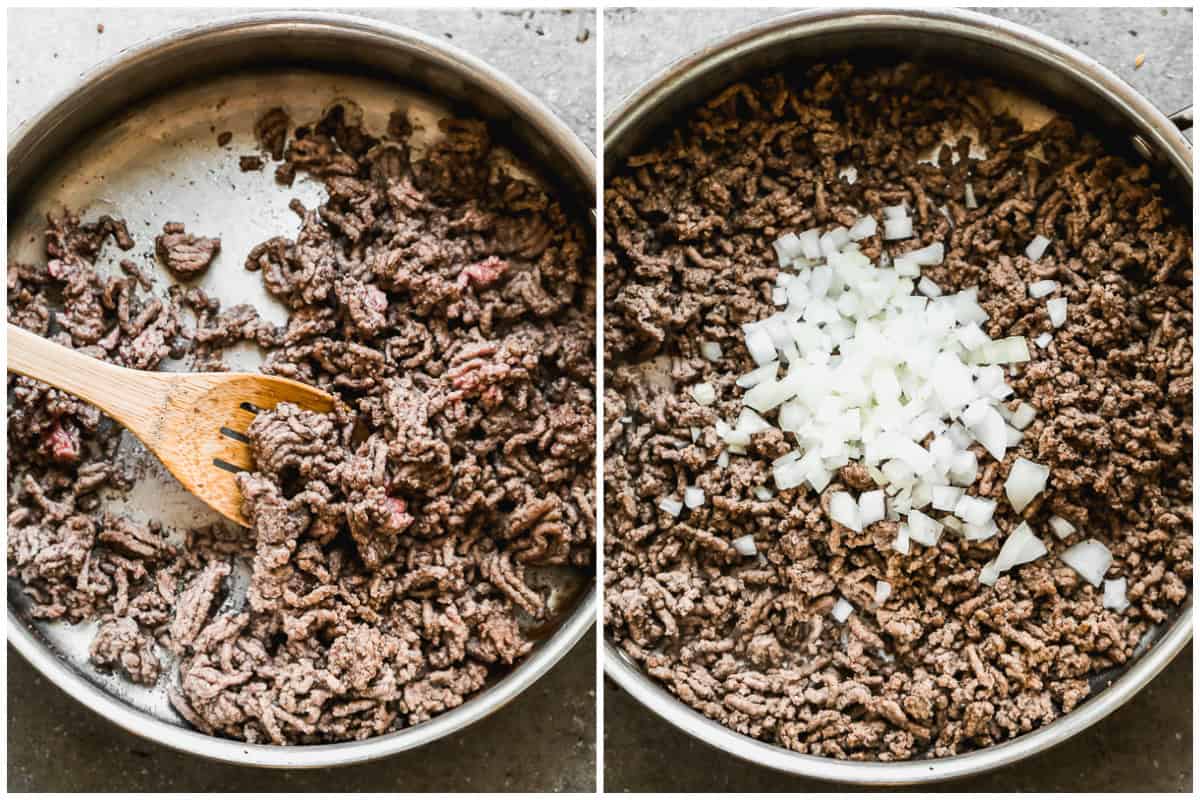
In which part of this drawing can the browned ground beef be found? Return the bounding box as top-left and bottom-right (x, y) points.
(604, 62), (1191, 759)
(8, 99), (595, 744)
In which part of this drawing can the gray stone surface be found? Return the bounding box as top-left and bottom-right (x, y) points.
(6, 7), (595, 793)
(8, 7), (596, 149)
(604, 7), (1192, 120)
(603, 6), (1192, 793)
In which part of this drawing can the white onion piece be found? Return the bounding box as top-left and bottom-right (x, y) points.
(948, 450), (978, 486)
(1059, 539), (1112, 587)
(731, 534), (757, 556)
(691, 383), (716, 406)
(917, 277), (943, 298)
(906, 243), (945, 266)
(969, 336), (1030, 365)
(954, 494), (996, 527)
(830, 491), (863, 532)
(745, 326), (777, 366)
(1005, 457), (1049, 513)
(1047, 297), (1068, 328)
(906, 509), (943, 546)
(848, 215), (877, 241)
(883, 216), (914, 240)
(1025, 234), (1052, 262)
(658, 497), (683, 517)
(893, 524), (911, 554)
(772, 287), (789, 306)
(700, 341), (723, 361)
(1035, 332), (1053, 348)
(932, 486), (963, 512)
(1010, 402), (1036, 430)
(753, 486), (774, 502)
(717, 450), (730, 468)
(956, 322), (990, 351)
(964, 519), (998, 541)
(859, 490), (886, 527)
(773, 233), (804, 264)
(969, 407), (1010, 461)
(979, 560), (1001, 586)
(839, 166), (858, 184)
(941, 514), (964, 533)
(1103, 577), (1129, 611)
(1048, 515), (1076, 539)
(690, 427), (700, 442)
(964, 182), (978, 209)
(994, 521), (1046, 573)
(684, 486), (706, 509)
(773, 459), (806, 491)
(883, 204), (908, 220)
(831, 597), (855, 623)
(1028, 280), (1059, 298)
(875, 580), (892, 605)
(737, 361), (779, 389)
(798, 228), (822, 261)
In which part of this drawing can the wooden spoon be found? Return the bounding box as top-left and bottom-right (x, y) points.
(7, 322), (334, 526)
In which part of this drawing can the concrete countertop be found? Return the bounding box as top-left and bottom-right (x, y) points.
(603, 6), (1193, 793)
(6, 7), (595, 793)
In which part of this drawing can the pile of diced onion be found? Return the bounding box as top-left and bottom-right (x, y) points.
(678, 206), (1117, 599)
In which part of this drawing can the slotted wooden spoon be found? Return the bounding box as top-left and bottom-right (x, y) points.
(7, 322), (334, 526)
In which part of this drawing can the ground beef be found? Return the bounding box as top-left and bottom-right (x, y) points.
(604, 61), (1191, 760)
(155, 222), (221, 280)
(9, 98), (594, 745)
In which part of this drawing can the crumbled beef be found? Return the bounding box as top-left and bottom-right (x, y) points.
(254, 106), (290, 161)
(217, 131), (233, 147)
(604, 61), (1191, 760)
(9, 99), (594, 745)
(90, 615), (162, 685)
(239, 155), (264, 172)
(155, 222), (221, 280)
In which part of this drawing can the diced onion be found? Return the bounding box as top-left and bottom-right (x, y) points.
(1004, 457), (1049, 513)
(753, 486), (774, 502)
(658, 497), (683, 517)
(848, 215), (877, 241)
(737, 361), (779, 389)
(691, 383), (716, 406)
(883, 204), (908, 220)
(830, 491), (863, 532)
(1103, 577), (1129, 612)
(954, 494), (996, 527)
(993, 521), (1046, 574)
(932, 486), (963, 512)
(1059, 539), (1112, 587)
(731, 534), (757, 556)
(1035, 332), (1053, 348)
(700, 341), (723, 361)
(745, 326), (777, 366)
(831, 596), (855, 623)
(859, 490), (886, 527)
(1025, 234), (1052, 262)
(1010, 402), (1036, 430)
(875, 580), (892, 605)
(1048, 515), (1076, 539)
(883, 217), (914, 240)
(839, 166), (858, 184)
(893, 524), (911, 554)
(1047, 297), (1068, 328)
(798, 228), (822, 261)
(684, 486), (706, 508)
(906, 509), (943, 546)
(917, 276), (943, 298)
(1028, 280), (1059, 299)
(772, 232), (804, 264)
